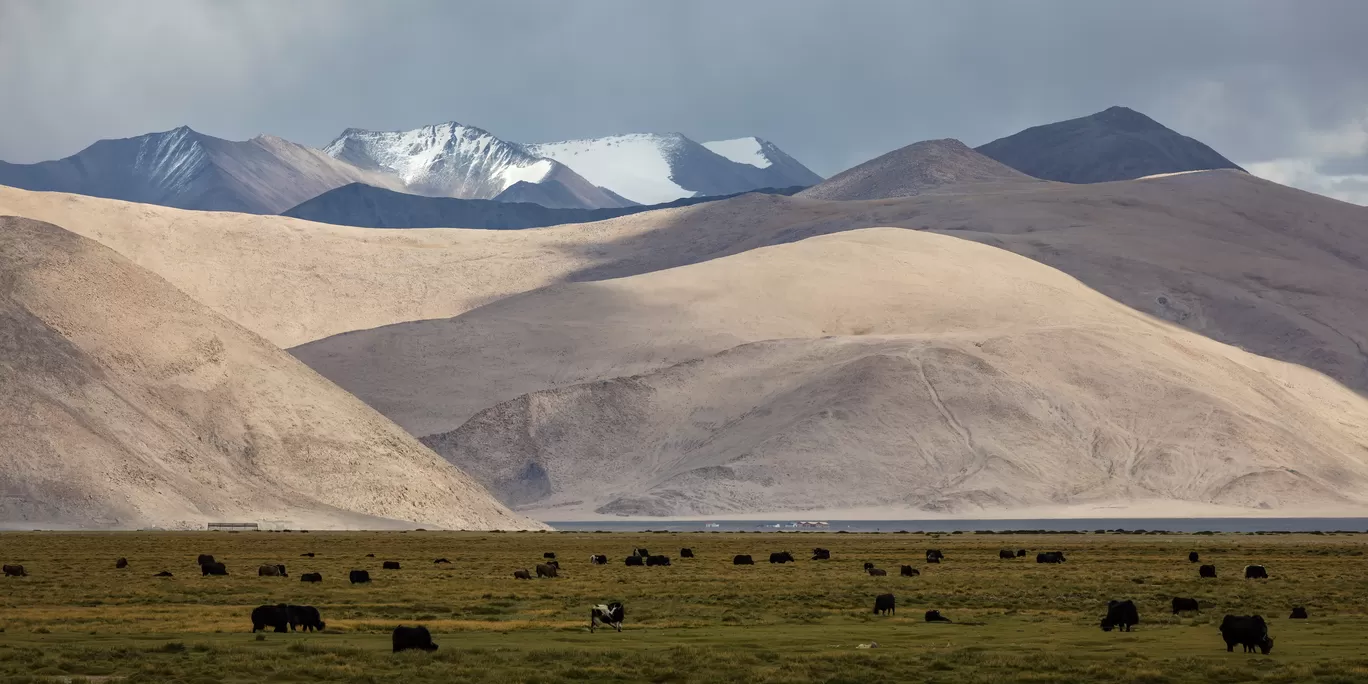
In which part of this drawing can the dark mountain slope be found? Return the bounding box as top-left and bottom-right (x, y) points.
(975, 106), (1244, 183)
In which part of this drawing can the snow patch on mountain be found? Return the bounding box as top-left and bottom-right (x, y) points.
(131, 126), (210, 195)
(703, 137), (772, 169)
(324, 122), (556, 198)
(523, 134), (691, 205)
(497, 159), (555, 188)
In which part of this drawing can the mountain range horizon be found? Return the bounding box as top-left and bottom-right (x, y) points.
(4, 100), (1367, 531)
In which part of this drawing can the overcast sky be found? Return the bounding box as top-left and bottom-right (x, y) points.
(3, 0), (1367, 203)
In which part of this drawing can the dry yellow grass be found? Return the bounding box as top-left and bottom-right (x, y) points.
(1, 530), (1366, 682)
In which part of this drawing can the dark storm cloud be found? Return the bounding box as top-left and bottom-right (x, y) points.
(2, 0), (1366, 186)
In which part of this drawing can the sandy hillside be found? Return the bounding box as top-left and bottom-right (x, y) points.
(797, 138), (1041, 200)
(419, 229), (1368, 517)
(292, 170), (1368, 438)
(0, 216), (541, 530)
(5, 169), (1368, 408)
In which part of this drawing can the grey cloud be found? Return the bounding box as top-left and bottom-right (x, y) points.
(1317, 156), (1368, 177)
(2, 0), (1367, 178)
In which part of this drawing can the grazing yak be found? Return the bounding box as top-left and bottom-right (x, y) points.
(1016, 549), (1027, 557)
(196, 554), (215, 567)
(863, 562), (875, 571)
(811, 548), (831, 560)
(366, 553), (375, 558)
(1036, 552), (1066, 564)
(543, 552), (557, 560)
(300, 572), (323, 583)
(900, 565), (919, 577)
(633, 548), (650, 558)
(999, 550), (1016, 559)
(625, 556), (645, 567)
(3, 564), (26, 577)
(925, 610), (951, 622)
(513, 569), (532, 580)
(590, 602), (625, 633)
(300, 552), (315, 557)
(349, 569), (371, 584)
(769, 552), (795, 564)
(201, 562), (228, 576)
(1220, 615), (1273, 653)
(646, 555), (671, 567)
(258, 564), (287, 577)
(733, 555), (754, 565)
(433, 558), (451, 564)
(1290, 606), (1308, 619)
(154, 571), (174, 577)
(547, 559), (560, 569)
(382, 561), (401, 570)
(392, 625), (439, 653)
(1200, 564), (1217, 578)
(589, 554), (608, 565)
(286, 605), (325, 632)
(926, 550), (944, 563)
(680, 548), (694, 558)
(873, 594), (895, 616)
(868, 568), (887, 576)
(536, 563), (559, 578)
(1245, 565), (1269, 579)
(116, 557), (128, 569)
(251, 604), (291, 633)
(1172, 597), (1200, 614)
(1189, 552), (1200, 563)
(1100, 600), (1139, 632)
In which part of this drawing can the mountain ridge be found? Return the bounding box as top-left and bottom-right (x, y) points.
(524, 132), (822, 204)
(281, 181), (807, 229)
(322, 121), (632, 209)
(799, 138), (1041, 200)
(0, 126), (406, 214)
(975, 105), (1245, 183)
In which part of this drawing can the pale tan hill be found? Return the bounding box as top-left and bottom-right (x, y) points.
(296, 218), (1131, 436)
(291, 170), (1368, 439)
(798, 138), (1042, 200)
(4, 169), (1368, 405)
(0, 216), (540, 530)
(420, 229), (1368, 517)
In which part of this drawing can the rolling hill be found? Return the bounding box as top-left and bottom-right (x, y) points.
(798, 138), (1041, 200)
(0, 216), (540, 530)
(418, 229), (1368, 517)
(289, 170), (1368, 442)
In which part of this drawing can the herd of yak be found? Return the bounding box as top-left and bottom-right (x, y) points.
(1, 545), (1299, 654)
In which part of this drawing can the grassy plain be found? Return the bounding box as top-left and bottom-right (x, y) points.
(1, 530), (1367, 683)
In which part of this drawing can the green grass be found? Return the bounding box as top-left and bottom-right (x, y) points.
(1, 530), (1367, 682)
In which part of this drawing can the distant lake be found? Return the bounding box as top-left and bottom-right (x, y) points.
(546, 518), (1368, 533)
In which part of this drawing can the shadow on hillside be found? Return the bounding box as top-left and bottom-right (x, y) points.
(550, 173), (1368, 397)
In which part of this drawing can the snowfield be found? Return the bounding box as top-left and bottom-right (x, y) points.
(524, 134), (692, 205)
(703, 137), (773, 168)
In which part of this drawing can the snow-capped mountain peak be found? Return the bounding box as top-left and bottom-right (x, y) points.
(130, 126), (211, 193)
(702, 137), (773, 169)
(522, 133), (695, 205)
(323, 122), (555, 197)
(525, 132), (823, 204)
(321, 122), (628, 208)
